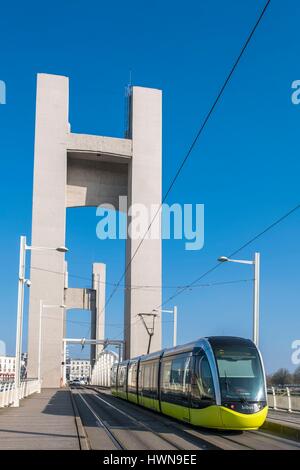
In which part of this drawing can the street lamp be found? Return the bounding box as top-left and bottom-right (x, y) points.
(38, 301), (66, 393)
(153, 306), (178, 347)
(13, 235), (68, 407)
(217, 252), (260, 347)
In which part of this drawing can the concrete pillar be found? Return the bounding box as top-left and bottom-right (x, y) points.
(124, 87), (162, 358)
(28, 74), (69, 387)
(27, 74), (162, 386)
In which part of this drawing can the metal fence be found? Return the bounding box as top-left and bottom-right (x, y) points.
(268, 387), (300, 413)
(90, 350), (118, 387)
(0, 379), (40, 407)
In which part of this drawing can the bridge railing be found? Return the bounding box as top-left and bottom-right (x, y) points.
(0, 378), (41, 408)
(91, 350), (118, 387)
(268, 387), (300, 413)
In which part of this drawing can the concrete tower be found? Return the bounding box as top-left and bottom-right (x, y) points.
(27, 74), (162, 387)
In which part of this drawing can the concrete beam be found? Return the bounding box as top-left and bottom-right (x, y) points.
(64, 288), (95, 310)
(66, 158), (128, 208)
(67, 133), (132, 159)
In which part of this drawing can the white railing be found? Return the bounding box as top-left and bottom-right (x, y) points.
(91, 350), (118, 387)
(268, 387), (300, 413)
(0, 382), (15, 407)
(0, 379), (41, 408)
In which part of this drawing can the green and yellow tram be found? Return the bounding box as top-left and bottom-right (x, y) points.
(111, 336), (268, 430)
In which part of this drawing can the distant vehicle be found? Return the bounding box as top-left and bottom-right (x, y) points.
(70, 379), (81, 386)
(111, 336), (268, 431)
(79, 379), (86, 385)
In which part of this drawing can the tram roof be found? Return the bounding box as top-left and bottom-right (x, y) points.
(126, 336), (255, 364)
(162, 336), (254, 357)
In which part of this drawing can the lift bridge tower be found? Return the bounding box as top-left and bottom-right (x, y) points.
(27, 74), (162, 387)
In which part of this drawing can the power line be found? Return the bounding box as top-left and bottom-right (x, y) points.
(30, 265), (251, 291)
(29, 0), (272, 348)
(106, 279), (254, 344)
(41, 278), (253, 345)
(99, 0), (272, 314)
(156, 202), (300, 310)
(42, 315), (124, 328)
(227, 204), (300, 258)
(32, 206), (299, 341)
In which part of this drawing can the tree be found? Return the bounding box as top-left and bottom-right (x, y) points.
(271, 368), (292, 386)
(266, 374), (273, 387)
(293, 365), (300, 385)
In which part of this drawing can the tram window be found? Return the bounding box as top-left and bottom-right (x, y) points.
(127, 363), (138, 393)
(142, 364), (151, 389)
(191, 353), (215, 408)
(140, 361), (158, 398)
(161, 360), (172, 389)
(213, 345), (266, 402)
(111, 365), (117, 387)
(160, 355), (191, 406)
(118, 365), (127, 390)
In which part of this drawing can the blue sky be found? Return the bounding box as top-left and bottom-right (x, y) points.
(0, 0), (299, 373)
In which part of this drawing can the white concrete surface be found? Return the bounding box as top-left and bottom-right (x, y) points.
(28, 74), (162, 387)
(124, 87), (162, 358)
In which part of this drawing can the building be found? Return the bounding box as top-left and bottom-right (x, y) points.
(0, 353), (28, 381)
(0, 356), (15, 381)
(70, 359), (91, 382)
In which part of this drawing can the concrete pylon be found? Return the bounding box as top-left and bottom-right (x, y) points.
(27, 74), (162, 387)
(91, 263), (106, 363)
(124, 87), (162, 359)
(64, 262), (106, 366)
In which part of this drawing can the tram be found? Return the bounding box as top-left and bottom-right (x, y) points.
(111, 336), (268, 430)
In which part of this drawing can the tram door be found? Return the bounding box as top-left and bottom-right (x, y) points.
(160, 354), (191, 422)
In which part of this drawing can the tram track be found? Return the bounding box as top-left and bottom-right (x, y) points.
(83, 386), (252, 449)
(78, 386), (300, 450)
(76, 386), (243, 450)
(87, 390), (186, 450)
(72, 386), (195, 450)
(76, 391), (125, 450)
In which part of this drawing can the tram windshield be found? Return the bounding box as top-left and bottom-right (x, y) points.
(211, 341), (266, 403)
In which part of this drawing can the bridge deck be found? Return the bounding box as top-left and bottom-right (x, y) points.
(0, 388), (80, 450)
(267, 409), (300, 428)
(70, 386), (300, 450)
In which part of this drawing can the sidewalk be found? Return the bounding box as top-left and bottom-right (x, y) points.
(0, 388), (80, 450)
(262, 409), (300, 443)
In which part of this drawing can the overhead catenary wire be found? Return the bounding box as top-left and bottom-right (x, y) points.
(98, 0), (272, 316)
(30, 265), (252, 291)
(155, 202), (300, 310)
(30, 1), (273, 349)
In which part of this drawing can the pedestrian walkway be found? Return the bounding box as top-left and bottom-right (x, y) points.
(0, 388), (80, 449)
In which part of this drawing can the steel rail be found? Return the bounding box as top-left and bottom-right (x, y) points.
(76, 390), (125, 450)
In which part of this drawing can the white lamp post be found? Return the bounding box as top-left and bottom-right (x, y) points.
(13, 235), (68, 407)
(218, 252), (260, 347)
(153, 306), (178, 347)
(38, 301), (66, 393)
